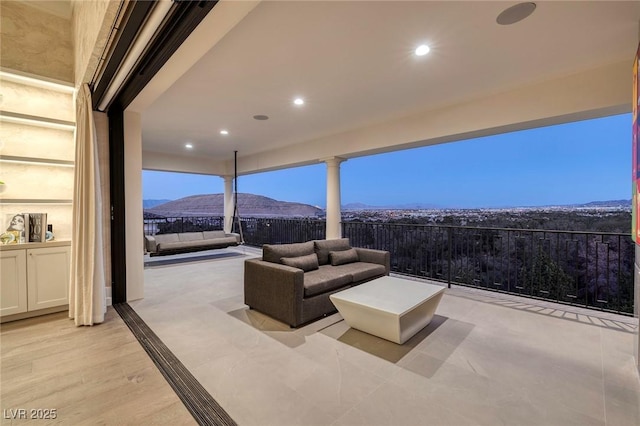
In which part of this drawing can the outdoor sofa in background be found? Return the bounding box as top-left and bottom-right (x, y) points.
(144, 230), (241, 256)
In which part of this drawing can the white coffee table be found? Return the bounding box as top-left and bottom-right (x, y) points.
(330, 276), (445, 344)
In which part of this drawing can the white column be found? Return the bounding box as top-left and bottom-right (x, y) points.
(324, 157), (346, 239)
(223, 176), (234, 233)
(123, 111), (144, 301)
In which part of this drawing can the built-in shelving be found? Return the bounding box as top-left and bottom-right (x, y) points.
(0, 68), (76, 240)
(0, 239), (71, 251)
(0, 110), (75, 130)
(0, 200), (74, 205)
(0, 155), (75, 167)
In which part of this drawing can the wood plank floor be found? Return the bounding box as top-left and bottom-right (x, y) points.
(0, 308), (195, 425)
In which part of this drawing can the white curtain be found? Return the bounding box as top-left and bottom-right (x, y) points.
(70, 84), (106, 326)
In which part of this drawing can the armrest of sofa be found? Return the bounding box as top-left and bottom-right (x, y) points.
(244, 259), (305, 326)
(226, 232), (241, 243)
(355, 248), (390, 275)
(144, 235), (158, 253)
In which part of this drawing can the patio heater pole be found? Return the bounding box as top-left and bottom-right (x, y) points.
(233, 150), (244, 244)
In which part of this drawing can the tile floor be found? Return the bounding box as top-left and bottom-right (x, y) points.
(133, 246), (640, 426)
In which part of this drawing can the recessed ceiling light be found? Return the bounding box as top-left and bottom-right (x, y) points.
(497, 2), (536, 25)
(293, 98), (304, 106)
(253, 115), (269, 120)
(185, 143), (193, 149)
(220, 130), (229, 135)
(415, 44), (430, 56)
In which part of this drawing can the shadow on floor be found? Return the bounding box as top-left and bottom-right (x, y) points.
(228, 306), (291, 331)
(449, 287), (637, 333)
(319, 314), (452, 364)
(144, 251), (246, 268)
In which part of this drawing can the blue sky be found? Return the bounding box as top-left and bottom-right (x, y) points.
(143, 113), (631, 208)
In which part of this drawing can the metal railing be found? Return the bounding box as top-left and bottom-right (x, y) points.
(143, 216), (325, 244)
(344, 222), (634, 316)
(239, 217), (326, 246)
(142, 216), (634, 315)
(143, 216), (225, 235)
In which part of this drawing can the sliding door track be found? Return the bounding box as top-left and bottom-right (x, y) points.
(114, 303), (236, 426)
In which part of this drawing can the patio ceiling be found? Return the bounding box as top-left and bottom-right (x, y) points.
(133, 1), (640, 176)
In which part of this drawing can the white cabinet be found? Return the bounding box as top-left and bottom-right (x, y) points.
(27, 246), (70, 311)
(0, 250), (28, 316)
(0, 242), (70, 319)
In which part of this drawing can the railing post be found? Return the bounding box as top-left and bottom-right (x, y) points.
(447, 227), (452, 288)
(585, 233), (589, 308)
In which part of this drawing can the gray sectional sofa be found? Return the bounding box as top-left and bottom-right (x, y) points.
(244, 238), (390, 327)
(145, 230), (240, 256)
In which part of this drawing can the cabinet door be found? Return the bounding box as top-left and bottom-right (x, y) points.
(27, 246), (70, 311)
(0, 250), (28, 316)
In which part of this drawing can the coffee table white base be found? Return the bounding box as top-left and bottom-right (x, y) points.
(330, 276), (445, 344)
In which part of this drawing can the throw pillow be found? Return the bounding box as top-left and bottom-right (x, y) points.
(281, 253), (320, 272)
(330, 248), (359, 266)
(314, 238), (351, 265)
(263, 241), (315, 264)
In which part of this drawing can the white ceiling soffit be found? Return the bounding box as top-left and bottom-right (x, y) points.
(140, 1), (640, 175)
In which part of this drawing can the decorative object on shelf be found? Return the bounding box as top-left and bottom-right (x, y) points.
(46, 224), (54, 241)
(0, 232), (16, 244)
(4, 213), (27, 243)
(27, 213), (47, 243)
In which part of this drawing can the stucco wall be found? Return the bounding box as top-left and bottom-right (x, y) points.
(72, 0), (119, 86)
(0, 1), (73, 81)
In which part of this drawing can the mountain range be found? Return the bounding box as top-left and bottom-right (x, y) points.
(575, 199), (630, 208)
(342, 202), (441, 210)
(146, 193), (323, 217)
(343, 199), (631, 210)
(144, 195), (631, 217)
(143, 199), (172, 209)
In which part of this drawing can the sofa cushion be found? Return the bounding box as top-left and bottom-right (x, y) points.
(157, 241), (202, 251)
(208, 236), (239, 247)
(281, 253), (319, 272)
(203, 230), (227, 239)
(303, 265), (352, 297)
(330, 248), (359, 266)
(179, 232), (204, 242)
(314, 238), (351, 265)
(154, 233), (180, 244)
(332, 262), (387, 282)
(263, 241), (315, 264)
